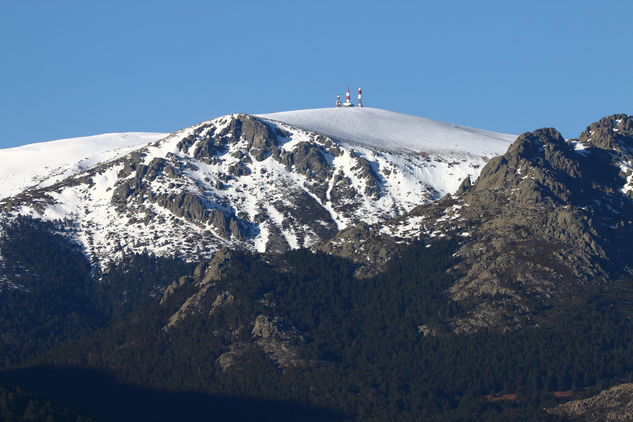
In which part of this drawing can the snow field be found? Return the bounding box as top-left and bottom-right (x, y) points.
(258, 107), (516, 155)
(0, 133), (167, 200)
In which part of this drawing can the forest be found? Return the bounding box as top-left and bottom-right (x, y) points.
(2, 216), (633, 420)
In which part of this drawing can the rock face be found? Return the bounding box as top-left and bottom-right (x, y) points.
(251, 314), (303, 368)
(322, 114), (633, 332)
(550, 383), (633, 421)
(0, 112), (497, 266)
(160, 250), (305, 370)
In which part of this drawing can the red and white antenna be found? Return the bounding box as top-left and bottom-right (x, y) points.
(342, 86), (354, 107)
(357, 88), (363, 108)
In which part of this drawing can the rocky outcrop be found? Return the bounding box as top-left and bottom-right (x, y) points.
(162, 249), (235, 327)
(351, 154), (382, 198)
(549, 383), (633, 421)
(237, 114), (285, 161)
(251, 314), (303, 368)
(201, 249), (234, 284)
(282, 142), (332, 179)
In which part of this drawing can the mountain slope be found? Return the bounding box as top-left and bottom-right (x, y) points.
(0, 109), (515, 265)
(0, 132), (167, 200)
(321, 113), (633, 332)
(30, 225), (633, 421)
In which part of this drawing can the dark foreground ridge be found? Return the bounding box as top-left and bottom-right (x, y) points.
(0, 366), (347, 422)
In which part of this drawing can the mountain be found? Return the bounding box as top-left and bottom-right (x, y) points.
(0, 108), (515, 267)
(2, 113), (633, 421)
(321, 114), (633, 332)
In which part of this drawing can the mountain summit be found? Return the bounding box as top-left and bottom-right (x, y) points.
(258, 107), (515, 155)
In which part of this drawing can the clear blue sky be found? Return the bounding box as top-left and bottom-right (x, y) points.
(1, 0), (631, 148)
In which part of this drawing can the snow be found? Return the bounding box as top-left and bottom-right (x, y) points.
(258, 107), (516, 156)
(0, 132), (167, 200)
(380, 215), (426, 238)
(570, 140), (590, 156)
(620, 160), (633, 196)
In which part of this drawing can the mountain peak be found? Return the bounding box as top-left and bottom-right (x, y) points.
(576, 113), (633, 151)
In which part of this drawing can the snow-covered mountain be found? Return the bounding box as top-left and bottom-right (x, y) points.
(0, 132), (167, 200)
(0, 108), (515, 265)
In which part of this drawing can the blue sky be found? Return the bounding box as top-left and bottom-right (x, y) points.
(1, 0), (631, 148)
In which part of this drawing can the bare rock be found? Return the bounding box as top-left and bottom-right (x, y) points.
(251, 314), (304, 368)
(549, 383), (633, 421)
